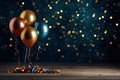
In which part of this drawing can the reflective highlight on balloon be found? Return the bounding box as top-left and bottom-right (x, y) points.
(9, 17), (28, 37)
(21, 26), (38, 48)
(20, 10), (36, 26)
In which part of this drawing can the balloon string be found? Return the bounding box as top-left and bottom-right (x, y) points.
(24, 47), (32, 65)
(28, 48), (31, 58)
(27, 47), (32, 65)
(15, 38), (20, 66)
(18, 52), (20, 66)
(24, 47), (28, 64)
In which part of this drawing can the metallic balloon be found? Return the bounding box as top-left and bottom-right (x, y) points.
(20, 10), (36, 26)
(9, 17), (28, 37)
(21, 26), (38, 48)
(34, 22), (49, 38)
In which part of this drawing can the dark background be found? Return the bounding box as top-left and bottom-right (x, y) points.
(0, 0), (120, 63)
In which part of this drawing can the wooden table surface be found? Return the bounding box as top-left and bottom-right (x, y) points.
(0, 63), (120, 80)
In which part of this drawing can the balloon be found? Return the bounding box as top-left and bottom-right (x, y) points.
(34, 22), (40, 30)
(34, 22), (49, 38)
(20, 10), (36, 26)
(21, 26), (38, 48)
(9, 17), (28, 37)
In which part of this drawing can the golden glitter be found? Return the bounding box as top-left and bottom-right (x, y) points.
(0, 16), (3, 19)
(43, 18), (46, 21)
(76, 53), (79, 56)
(65, 2), (68, 5)
(97, 27), (101, 30)
(80, 20), (83, 22)
(61, 55), (65, 58)
(60, 10), (63, 13)
(94, 34), (97, 37)
(52, 15), (55, 18)
(79, 30), (82, 33)
(77, 0), (81, 2)
(113, 35), (117, 39)
(49, 26), (52, 29)
(77, 13), (80, 17)
(92, 13), (96, 18)
(91, 44), (95, 47)
(46, 43), (49, 46)
(9, 37), (13, 41)
(101, 37), (104, 40)
(55, 1), (59, 4)
(74, 36), (76, 39)
(49, 6), (52, 10)
(56, 11), (60, 14)
(104, 30), (107, 34)
(69, 19), (72, 22)
(67, 31), (71, 35)
(104, 10), (107, 13)
(86, 3), (89, 7)
(109, 16), (113, 19)
(109, 41), (113, 45)
(72, 30), (75, 34)
(75, 48), (78, 51)
(71, 18), (74, 21)
(56, 22), (60, 25)
(67, 44), (70, 48)
(99, 17), (101, 20)
(58, 49), (61, 52)
(113, 3), (116, 6)
(83, 43), (87, 47)
(32, 2), (35, 6)
(68, 0), (71, 3)
(61, 26), (65, 29)
(96, 38), (99, 40)
(59, 16), (62, 19)
(45, 20), (48, 23)
(106, 4), (109, 7)
(48, 37), (51, 40)
(22, 2), (25, 5)
(9, 44), (12, 47)
(82, 34), (85, 37)
(36, 9), (39, 13)
(75, 10), (78, 13)
(102, 16), (104, 19)
(73, 45), (76, 48)
(95, 0), (99, 3)
(116, 23), (119, 26)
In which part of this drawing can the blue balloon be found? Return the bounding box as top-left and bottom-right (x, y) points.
(32, 67), (36, 73)
(34, 22), (49, 38)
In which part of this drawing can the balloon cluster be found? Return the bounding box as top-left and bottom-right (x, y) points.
(9, 10), (60, 74)
(9, 10), (38, 48)
(12, 65), (60, 73)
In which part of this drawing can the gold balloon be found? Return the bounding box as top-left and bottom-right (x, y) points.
(21, 26), (38, 48)
(20, 10), (36, 25)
